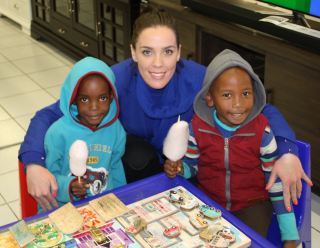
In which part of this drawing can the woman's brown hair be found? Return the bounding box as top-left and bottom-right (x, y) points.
(131, 7), (180, 48)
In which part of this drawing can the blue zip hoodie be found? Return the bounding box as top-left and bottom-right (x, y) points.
(44, 57), (126, 207)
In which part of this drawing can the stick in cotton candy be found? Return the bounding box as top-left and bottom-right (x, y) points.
(163, 117), (189, 162)
(69, 140), (88, 181)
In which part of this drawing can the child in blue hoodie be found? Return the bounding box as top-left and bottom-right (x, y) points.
(43, 57), (126, 210)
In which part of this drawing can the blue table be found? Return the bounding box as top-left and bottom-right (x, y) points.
(0, 173), (276, 247)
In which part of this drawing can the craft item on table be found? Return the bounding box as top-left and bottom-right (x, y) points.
(180, 199), (198, 211)
(89, 226), (111, 245)
(199, 223), (224, 242)
(177, 188), (198, 211)
(163, 225), (181, 238)
(9, 220), (35, 247)
(168, 190), (184, 204)
(205, 226), (236, 248)
(163, 116), (189, 162)
(112, 244), (125, 248)
(27, 219), (75, 248)
(125, 216), (147, 234)
(73, 220), (141, 247)
(89, 193), (128, 222)
(168, 188), (198, 211)
(75, 205), (104, 234)
(49, 202), (83, 234)
(0, 231), (19, 248)
(199, 204), (222, 220)
(218, 226), (236, 243)
(69, 139), (88, 183)
(189, 213), (208, 230)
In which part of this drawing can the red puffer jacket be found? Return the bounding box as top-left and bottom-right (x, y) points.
(192, 114), (269, 212)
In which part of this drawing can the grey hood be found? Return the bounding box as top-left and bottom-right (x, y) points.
(193, 49), (266, 127)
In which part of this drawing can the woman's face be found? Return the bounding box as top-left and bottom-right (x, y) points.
(131, 26), (181, 89)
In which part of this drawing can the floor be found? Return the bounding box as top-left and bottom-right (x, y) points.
(0, 16), (319, 246)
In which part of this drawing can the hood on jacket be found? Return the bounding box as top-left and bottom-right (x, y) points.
(60, 57), (119, 130)
(193, 49), (266, 127)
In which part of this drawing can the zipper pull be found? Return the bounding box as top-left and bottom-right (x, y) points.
(224, 138), (229, 148)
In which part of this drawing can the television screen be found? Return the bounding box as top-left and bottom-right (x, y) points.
(258, 0), (320, 18)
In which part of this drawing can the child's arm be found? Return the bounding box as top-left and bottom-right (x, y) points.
(261, 126), (299, 242)
(262, 104), (312, 208)
(45, 150), (78, 203)
(109, 122), (127, 188)
(45, 130), (78, 204)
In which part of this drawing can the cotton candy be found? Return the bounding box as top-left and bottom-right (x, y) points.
(163, 120), (189, 161)
(69, 140), (88, 176)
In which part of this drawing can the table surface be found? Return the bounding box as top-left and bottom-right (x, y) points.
(0, 173), (276, 247)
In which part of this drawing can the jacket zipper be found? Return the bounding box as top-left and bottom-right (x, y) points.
(224, 137), (232, 210)
(199, 128), (256, 210)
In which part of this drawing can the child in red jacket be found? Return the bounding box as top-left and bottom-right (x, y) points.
(164, 49), (298, 248)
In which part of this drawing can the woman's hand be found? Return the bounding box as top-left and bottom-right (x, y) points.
(164, 159), (183, 178)
(266, 153), (312, 211)
(26, 164), (59, 211)
(71, 178), (89, 198)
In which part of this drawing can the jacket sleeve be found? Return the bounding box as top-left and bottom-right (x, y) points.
(18, 100), (63, 167)
(45, 128), (75, 203)
(261, 127), (299, 241)
(109, 122), (127, 188)
(261, 104), (298, 157)
(182, 124), (199, 179)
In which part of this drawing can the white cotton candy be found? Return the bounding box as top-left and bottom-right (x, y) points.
(163, 120), (189, 161)
(69, 140), (88, 176)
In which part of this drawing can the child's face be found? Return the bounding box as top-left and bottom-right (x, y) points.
(75, 75), (112, 128)
(205, 67), (254, 127)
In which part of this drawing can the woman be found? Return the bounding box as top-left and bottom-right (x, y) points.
(19, 8), (311, 212)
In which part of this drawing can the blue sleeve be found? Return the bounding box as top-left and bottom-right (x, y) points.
(261, 104), (298, 157)
(45, 127), (74, 204)
(18, 101), (63, 167)
(264, 170), (299, 241)
(261, 128), (299, 241)
(109, 122), (127, 188)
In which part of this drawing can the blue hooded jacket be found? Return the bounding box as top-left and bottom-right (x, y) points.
(44, 57), (126, 207)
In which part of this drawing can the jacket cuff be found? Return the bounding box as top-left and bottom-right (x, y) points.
(19, 152), (46, 168)
(276, 137), (299, 157)
(277, 213), (299, 241)
(182, 162), (192, 179)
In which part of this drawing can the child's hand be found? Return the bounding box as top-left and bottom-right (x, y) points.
(283, 240), (296, 248)
(164, 159), (183, 178)
(71, 178), (89, 198)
